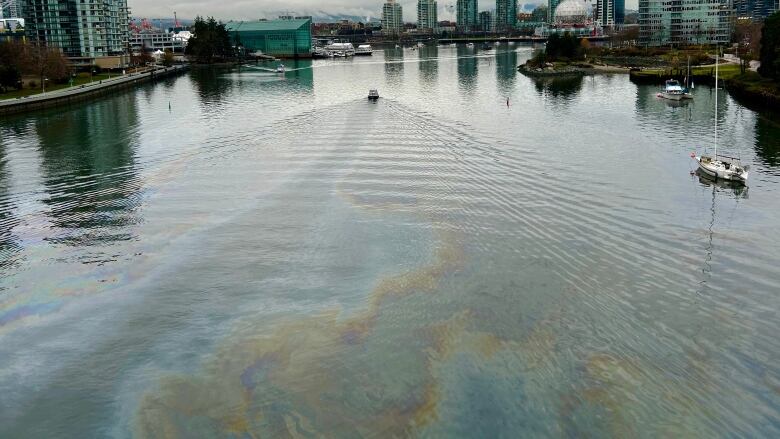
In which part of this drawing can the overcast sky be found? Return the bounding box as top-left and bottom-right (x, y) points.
(130, 0), (638, 22)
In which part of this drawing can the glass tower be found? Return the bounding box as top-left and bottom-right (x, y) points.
(417, 0), (438, 31)
(21, 0), (129, 58)
(456, 0), (478, 30)
(735, 0), (778, 19)
(639, 0), (733, 46)
(495, 0), (517, 30)
(382, 0), (404, 35)
(548, 0), (561, 23)
(596, 0), (625, 26)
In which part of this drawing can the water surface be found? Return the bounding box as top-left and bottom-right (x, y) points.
(1, 45), (779, 437)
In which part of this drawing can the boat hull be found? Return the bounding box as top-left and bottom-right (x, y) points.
(695, 157), (748, 183)
(658, 92), (683, 101)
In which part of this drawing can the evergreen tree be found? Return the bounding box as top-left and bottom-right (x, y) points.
(185, 16), (234, 63)
(757, 12), (779, 80)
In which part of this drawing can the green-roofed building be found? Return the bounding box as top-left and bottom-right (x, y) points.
(226, 18), (312, 58)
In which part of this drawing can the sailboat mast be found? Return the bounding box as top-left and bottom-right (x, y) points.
(687, 55), (690, 88)
(714, 52), (718, 159)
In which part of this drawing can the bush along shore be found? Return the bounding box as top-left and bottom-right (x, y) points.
(628, 64), (778, 112)
(518, 33), (632, 77)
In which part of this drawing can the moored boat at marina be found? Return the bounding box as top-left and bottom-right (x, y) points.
(692, 53), (749, 184)
(355, 44), (373, 56)
(657, 79), (684, 100)
(325, 42), (355, 56)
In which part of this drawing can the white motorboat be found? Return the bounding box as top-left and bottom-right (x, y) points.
(355, 44), (373, 56)
(275, 64), (285, 73)
(657, 79), (684, 100)
(466, 42), (475, 48)
(325, 42), (355, 56)
(692, 53), (749, 184)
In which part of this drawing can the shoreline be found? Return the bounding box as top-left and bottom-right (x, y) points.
(0, 65), (189, 116)
(518, 62), (630, 77)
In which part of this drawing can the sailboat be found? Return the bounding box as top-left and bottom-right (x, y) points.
(692, 53), (749, 184)
(682, 56), (694, 99)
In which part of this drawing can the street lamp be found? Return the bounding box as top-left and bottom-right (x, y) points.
(42, 77), (49, 96)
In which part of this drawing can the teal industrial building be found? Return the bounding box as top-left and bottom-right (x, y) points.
(226, 18), (312, 58)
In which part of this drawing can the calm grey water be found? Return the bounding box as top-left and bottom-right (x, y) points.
(1, 45), (779, 437)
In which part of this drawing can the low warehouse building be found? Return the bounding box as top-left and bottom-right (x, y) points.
(226, 18), (312, 58)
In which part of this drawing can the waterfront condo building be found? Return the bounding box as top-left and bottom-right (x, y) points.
(548, 0), (562, 23)
(457, 0), (479, 30)
(479, 10), (494, 31)
(639, 0), (733, 46)
(1, 0), (19, 19)
(382, 0), (404, 35)
(20, 0), (129, 66)
(495, 0), (517, 30)
(595, 0), (626, 27)
(734, 0), (778, 19)
(417, 0), (438, 31)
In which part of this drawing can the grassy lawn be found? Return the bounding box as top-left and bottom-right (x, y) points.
(0, 73), (114, 100)
(730, 71), (780, 93)
(632, 63), (742, 80)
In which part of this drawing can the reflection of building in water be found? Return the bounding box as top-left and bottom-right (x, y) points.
(496, 49), (517, 95)
(418, 45), (438, 84)
(384, 47), (404, 85)
(35, 92), (141, 247)
(457, 44), (478, 93)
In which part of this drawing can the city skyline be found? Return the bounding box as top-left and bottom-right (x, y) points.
(123, 0), (641, 22)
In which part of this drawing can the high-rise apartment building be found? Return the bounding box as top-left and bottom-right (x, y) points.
(382, 0), (404, 35)
(595, 0), (625, 26)
(479, 10), (494, 31)
(417, 0), (438, 31)
(734, 0), (778, 19)
(548, 0), (561, 23)
(1, 0), (19, 19)
(495, 0), (517, 30)
(639, 0), (733, 46)
(20, 0), (129, 60)
(457, 0), (478, 30)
